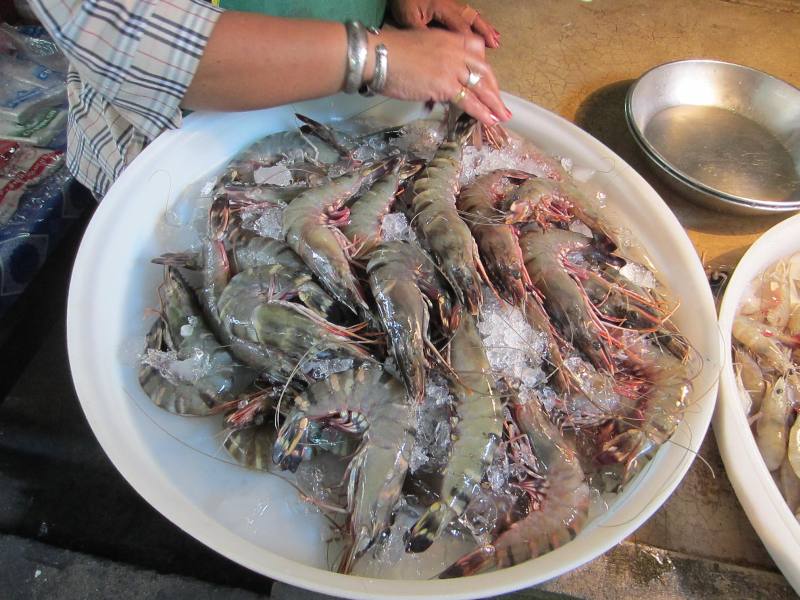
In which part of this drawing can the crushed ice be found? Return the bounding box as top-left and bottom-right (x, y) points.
(301, 358), (354, 380)
(618, 261), (657, 289)
(409, 373), (455, 474)
(477, 289), (547, 386)
(249, 205), (284, 239)
(461, 143), (547, 187)
(141, 348), (212, 384)
(460, 488), (498, 544)
(254, 164), (293, 186)
(381, 212), (417, 242)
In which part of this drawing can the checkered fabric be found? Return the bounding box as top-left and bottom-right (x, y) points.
(28, 1), (224, 198)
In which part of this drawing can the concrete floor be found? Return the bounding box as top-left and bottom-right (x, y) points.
(3, 1), (800, 599)
(478, 0), (800, 268)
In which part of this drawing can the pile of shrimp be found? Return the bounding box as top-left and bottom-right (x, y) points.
(138, 109), (698, 578)
(732, 253), (800, 518)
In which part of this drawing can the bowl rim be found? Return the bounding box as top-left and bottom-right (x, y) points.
(714, 212), (800, 594)
(624, 58), (800, 209)
(66, 92), (722, 600)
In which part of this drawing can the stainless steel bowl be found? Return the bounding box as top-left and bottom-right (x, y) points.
(625, 59), (800, 214)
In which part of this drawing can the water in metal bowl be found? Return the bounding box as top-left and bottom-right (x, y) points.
(626, 59), (800, 214)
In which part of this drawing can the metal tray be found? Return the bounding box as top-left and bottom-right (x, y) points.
(626, 59), (800, 214)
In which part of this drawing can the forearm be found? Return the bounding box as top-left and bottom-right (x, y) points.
(183, 12), (372, 111)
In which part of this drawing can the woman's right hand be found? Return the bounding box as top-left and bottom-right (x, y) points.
(371, 26), (511, 127)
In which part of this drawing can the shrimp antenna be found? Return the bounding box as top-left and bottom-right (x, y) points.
(274, 345), (317, 429)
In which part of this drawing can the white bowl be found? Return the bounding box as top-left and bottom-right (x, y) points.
(715, 213), (800, 594)
(67, 93), (721, 599)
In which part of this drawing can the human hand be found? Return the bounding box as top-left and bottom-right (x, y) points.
(371, 27), (510, 127)
(389, 0), (500, 48)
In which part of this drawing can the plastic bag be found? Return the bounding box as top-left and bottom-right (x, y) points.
(0, 105), (67, 146)
(0, 24), (68, 73)
(0, 54), (62, 89)
(0, 140), (64, 223)
(0, 64), (65, 123)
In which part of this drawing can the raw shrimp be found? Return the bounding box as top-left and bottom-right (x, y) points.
(228, 230), (307, 273)
(139, 267), (256, 415)
(225, 422), (277, 471)
(439, 397), (589, 577)
(732, 315), (797, 374)
(225, 416), (359, 471)
(273, 364), (414, 574)
(519, 226), (615, 372)
(218, 264), (334, 320)
(300, 113), (449, 164)
(342, 159), (420, 258)
(153, 196), (306, 275)
(282, 161), (391, 317)
(219, 293), (373, 364)
(366, 241), (458, 401)
(506, 178), (618, 251)
(733, 346), (765, 413)
(457, 169), (532, 305)
(406, 315), (503, 552)
(220, 121), (345, 187)
(197, 197), (308, 384)
(409, 114), (486, 314)
(752, 259), (792, 329)
(594, 345), (694, 482)
(757, 375), (792, 471)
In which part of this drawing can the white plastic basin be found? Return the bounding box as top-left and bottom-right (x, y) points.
(715, 213), (800, 595)
(67, 93), (721, 599)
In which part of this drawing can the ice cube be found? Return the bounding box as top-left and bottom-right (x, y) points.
(381, 212), (417, 242)
(461, 489), (498, 543)
(254, 164), (293, 186)
(618, 261), (657, 289)
(301, 358), (354, 380)
(250, 205), (284, 239)
(409, 444), (428, 474)
(487, 457), (510, 494)
(141, 347), (212, 384)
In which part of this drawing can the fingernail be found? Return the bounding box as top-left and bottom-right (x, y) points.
(489, 114), (500, 125)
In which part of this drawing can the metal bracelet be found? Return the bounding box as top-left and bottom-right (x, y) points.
(344, 20), (368, 94)
(360, 43), (388, 97)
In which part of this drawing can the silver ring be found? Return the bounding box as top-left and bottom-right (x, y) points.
(465, 67), (481, 88)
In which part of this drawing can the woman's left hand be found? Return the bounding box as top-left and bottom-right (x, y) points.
(389, 0), (500, 48)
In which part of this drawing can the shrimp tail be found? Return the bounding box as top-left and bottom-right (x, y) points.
(399, 158), (425, 181)
(438, 546), (496, 579)
(404, 501), (452, 553)
(448, 112), (478, 144)
(151, 251), (201, 270)
(295, 113), (354, 159)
